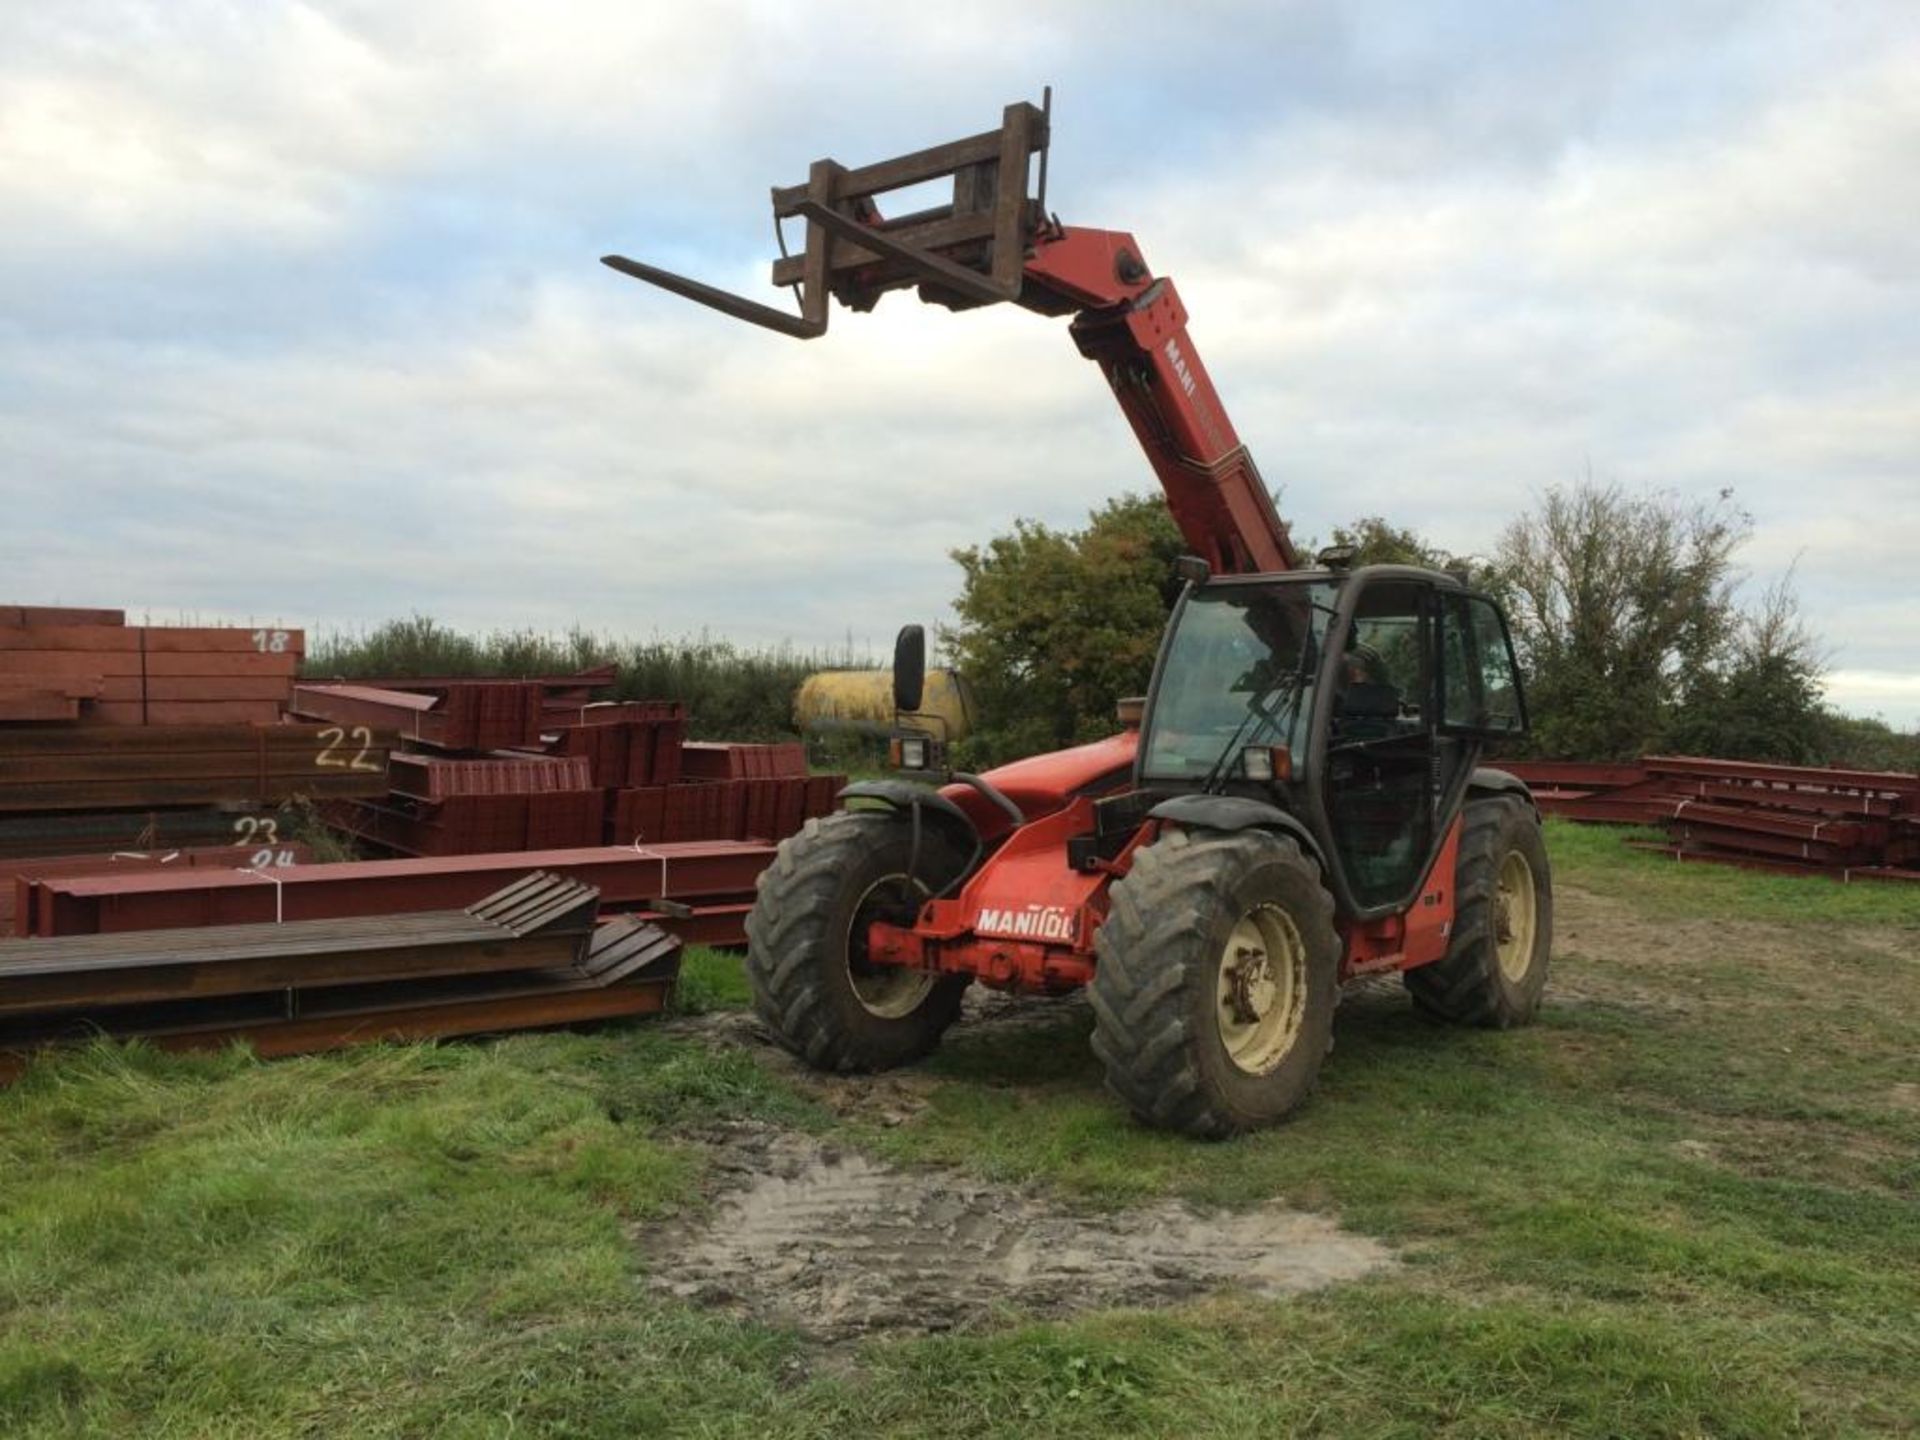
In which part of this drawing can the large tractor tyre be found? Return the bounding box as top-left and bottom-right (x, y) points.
(745, 809), (972, 1073)
(1404, 796), (1552, 1027)
(1090, 827), (1341, 1140)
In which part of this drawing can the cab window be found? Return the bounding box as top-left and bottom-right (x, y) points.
(1440, 595), (1527, 735)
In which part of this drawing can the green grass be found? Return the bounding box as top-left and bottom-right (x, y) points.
(672, 944), (758, 1014)
(1, 830), (1915, 1436)
(1541, 817), (1920, 926)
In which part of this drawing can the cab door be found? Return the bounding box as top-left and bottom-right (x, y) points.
(1319, 578), (1433, 909)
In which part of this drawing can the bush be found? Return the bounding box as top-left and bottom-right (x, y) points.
(942, 494), (1186, 767)
(304, 617), (857, 741)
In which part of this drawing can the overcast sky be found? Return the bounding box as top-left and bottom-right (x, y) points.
(3, 1), (1916, 723)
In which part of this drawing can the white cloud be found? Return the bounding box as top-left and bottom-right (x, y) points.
(1, 0), (1916, 724)
(1823, 673), (1920, 730)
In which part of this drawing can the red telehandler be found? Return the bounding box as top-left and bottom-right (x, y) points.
(605, 97), (1552, 1138)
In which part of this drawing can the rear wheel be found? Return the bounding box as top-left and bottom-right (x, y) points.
(1404, 796), (1552, 1026)
(1090, 827), (1340, 1139)
(745, 810), (971, 1072)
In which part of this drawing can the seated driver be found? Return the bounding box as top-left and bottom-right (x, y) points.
(1336, 641), (1402, 739)
(1342, 641), (1389, 690)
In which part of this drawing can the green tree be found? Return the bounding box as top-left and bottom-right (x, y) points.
(944, 493), (1185, 764)
(1492, 482), (1749, 759)
(1667, 574), (1830, 763)
(1816, 713), (1920, 773)
(1325, 515), (1452, 570)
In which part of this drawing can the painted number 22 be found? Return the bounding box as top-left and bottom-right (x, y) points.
(316, 725), (382, 773)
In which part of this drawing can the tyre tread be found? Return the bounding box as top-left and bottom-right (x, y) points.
(1091, 828), (1338, 1139)
(744, 810), (965, 1072)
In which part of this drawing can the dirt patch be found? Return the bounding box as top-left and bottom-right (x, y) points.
(1545, 884), (1825, 1016)
(645, 1125), (1390, 1344)
(1839, 928), (1920, 966)
(662, 987), (1093, 1127)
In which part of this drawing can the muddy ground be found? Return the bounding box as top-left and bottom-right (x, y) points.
(643, 1123), (1389, 1345)
(647, 984), (1395, 1345)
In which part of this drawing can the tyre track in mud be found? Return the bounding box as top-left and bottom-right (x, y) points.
(641, 1125), (1390, 1344)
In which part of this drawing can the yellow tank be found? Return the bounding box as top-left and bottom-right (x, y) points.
(793, 668), (976, 743)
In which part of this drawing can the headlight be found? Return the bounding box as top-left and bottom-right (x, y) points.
(896, 736), (929, 770)
(1242, 745), (1292, 782)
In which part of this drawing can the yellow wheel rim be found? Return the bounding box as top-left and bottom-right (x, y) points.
(1494, 850), (1538, 982)
(1216, 903), (1308, 1075)
(847, 872), (936, 1019)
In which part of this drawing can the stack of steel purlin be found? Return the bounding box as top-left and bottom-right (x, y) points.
(610, 740), (841, 844)
(299, 670), (668, 855)
(1502, 756), (1920, 881)
(0, 871), (681, 1080)
(0, 845), (316, 935)
(0, 609), (850, 1084)
(15, 840), (773, 948)
(306, 670), (844, 855)
(2, 609), (859, 1079)
(0, 606), (307, 725)
(0, 605), (392, 884)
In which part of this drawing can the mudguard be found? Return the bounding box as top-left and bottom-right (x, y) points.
(838, 780), (982, 848)
(1147, 794), (1328, 872)
(1468, 766), (1536, 811)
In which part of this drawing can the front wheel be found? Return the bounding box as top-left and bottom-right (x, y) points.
(745, 810), (972, 1072)
(1090, 827), (1340, 1139)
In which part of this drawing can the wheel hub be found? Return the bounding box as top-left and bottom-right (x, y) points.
(1494, 849), (1538, 982)
(1216, 905), (1307, 1076)
(847, 872), (937, 1019)
(1225, 944), (1276, 1024)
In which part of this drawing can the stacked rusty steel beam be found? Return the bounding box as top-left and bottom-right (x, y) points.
(1502, 756), (1920, 880)
(1, 607), (127, 628)
(607, 740), (832, 844)
(388, 752), (595, 800)
(607, 773), (841, 845)
(0, 724), (397, 814)
(291, 681), (546, 751)
(0, 607), (359, 895)
(312, 671), (842, 857)
(0, 631), (794, 1079)
(679, 740), (809, 781)
(0, 871), (683, 1081)
(15, 839), (773, 947)
(299, 679), (606, 856)
(286, 665), (840, 938)
(543, 699), (688, 786)
(3, 844), (308, 935)
(0, 806), (294, 863)
(0, 611), (305, 726)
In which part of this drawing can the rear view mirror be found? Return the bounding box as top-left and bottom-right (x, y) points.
(892, 625), (927, 714)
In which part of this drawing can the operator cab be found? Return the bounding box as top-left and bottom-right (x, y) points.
(1136, 565), (1528, 920)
